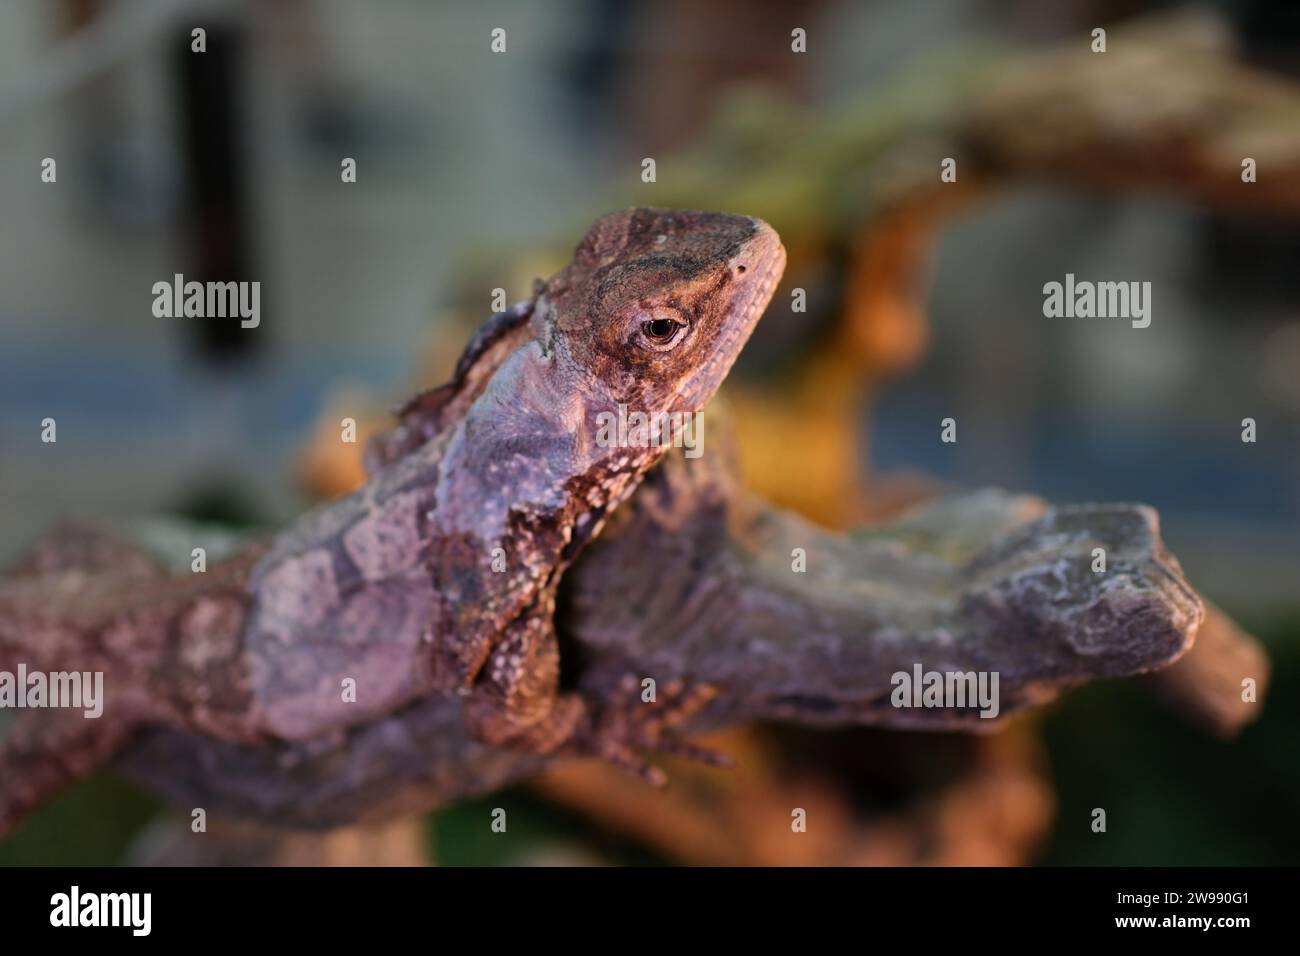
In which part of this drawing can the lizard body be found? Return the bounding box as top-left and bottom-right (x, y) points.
(0, 208), (785, 834)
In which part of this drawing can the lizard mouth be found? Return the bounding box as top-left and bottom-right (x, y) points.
(673, 219), (786, 410)
(731, 222), (786, 334)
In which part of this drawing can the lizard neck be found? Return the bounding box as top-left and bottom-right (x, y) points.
(431, 338), (662, 564)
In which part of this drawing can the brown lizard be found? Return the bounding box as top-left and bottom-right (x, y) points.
(0, 207), (786, 837)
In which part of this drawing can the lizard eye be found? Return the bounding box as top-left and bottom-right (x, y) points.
(646, 317), (676, 338)
(635, 308), (690, 352)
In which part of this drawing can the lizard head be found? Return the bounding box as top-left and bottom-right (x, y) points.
(538, 207), (785, 415)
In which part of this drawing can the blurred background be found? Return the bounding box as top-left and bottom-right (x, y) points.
(0, 0), (1297, 865)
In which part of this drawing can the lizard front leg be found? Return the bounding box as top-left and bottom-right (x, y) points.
(460, 601), (585, 755)
(460, 601), (728, 782)
(569, 675), (732, 784)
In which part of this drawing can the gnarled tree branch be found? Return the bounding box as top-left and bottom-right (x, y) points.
(115, 410), (1237, 830)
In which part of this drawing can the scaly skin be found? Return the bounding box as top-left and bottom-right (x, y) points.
(0, 208), (786, 835)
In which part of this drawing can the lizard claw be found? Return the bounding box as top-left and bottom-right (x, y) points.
(574, 675), (731, 784)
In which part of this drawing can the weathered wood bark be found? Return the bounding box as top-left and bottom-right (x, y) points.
(114, 411), (1239, 830)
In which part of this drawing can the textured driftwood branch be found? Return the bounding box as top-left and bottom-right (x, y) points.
(116, 411), (1213, 829)
(564, 440), (1204, 728)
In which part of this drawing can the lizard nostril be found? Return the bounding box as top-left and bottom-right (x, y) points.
(736, 265), (747, 274)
